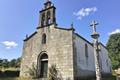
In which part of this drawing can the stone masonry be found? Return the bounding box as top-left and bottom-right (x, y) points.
(20, 1), (112, 80)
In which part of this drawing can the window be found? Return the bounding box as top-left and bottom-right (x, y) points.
(48, 18), (51, 24)
(40, 53), (48, 78)
(42, 34), (46, 44)
(106, 59), (108, 66)
(47, 11), (51, 24)
(85, 44), (88, 58)
(42, 14), (45, 26)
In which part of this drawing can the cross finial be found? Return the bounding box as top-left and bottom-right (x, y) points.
(26, 35), (28, 38)
(46, 0), (49, 2)
(90, 20), (99, 33)
(71, 22), (74, 28)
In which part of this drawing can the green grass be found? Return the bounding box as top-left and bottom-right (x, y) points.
(0, 68), (20, 78)
(0, 67), (20, 72)
(0, 68), (117, 80)
(0, 68), (32, 80)
(2, 77), (116, 80)
(0, 77), (19, 80)
(102, 76), (116, 80)
(0, 77), (31, 80)
(0, 77), (117, 80)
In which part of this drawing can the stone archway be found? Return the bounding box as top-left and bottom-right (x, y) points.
(37, 52), (48, 78)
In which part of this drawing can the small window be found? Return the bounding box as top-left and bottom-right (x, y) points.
(85, 44), (88, 58)
(48, 18), (51, 24)
(106, 59), (109, 66)
(47, 11), (51, 24)
(42, 34), (46, 44)
(42, 14), (45, 26)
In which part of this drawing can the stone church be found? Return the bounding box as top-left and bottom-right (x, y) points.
(20, 0), (112, 80)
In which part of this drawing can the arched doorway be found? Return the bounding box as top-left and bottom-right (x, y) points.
(38, 53), (48, 78)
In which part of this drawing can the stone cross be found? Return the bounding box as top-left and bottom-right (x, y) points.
(90, 20), (101, 80)
(90, 21), (99, 33)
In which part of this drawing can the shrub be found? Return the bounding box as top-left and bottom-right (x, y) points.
(27, 63), (38, 79)
(48, 65), (62, 80)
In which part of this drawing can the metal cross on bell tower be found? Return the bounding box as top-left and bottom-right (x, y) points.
(90, 20), (101, 80)
(46, 0), (49, 2)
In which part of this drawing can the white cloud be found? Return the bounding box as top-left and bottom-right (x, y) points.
(108, 29), (120, 35)
(1, 41), (18, 49)
(73, 7), (97, 20)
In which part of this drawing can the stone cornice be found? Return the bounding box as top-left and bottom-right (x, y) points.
(54, 26), (75, 31)
(44, 1), (52, 5)
(40, 6), (56, 13)
(37, 23), (57, 29)
(37, 24), (75, 31)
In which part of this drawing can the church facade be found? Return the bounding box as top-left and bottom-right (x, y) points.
(20, 1), (112, 80)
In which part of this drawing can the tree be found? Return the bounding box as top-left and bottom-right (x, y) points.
(0, 59), (3, 68)
(2, 59), (9, 68)
(106, 33), (120, 69)
(0, 58), (2, 63)
(15, 57), (21, 68)
(9, 59), (16, 67)
(0, 57), (21, 68)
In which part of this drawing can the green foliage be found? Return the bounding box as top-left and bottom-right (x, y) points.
(48, 65), (62, 80)
(9, 59), (16, 67)
(106, 33), (120, 69)
(27, 63), (38, 79)
(2, 59), (9, 68)
(15, 58), (21, 68)
(0, 57), (21, 68)
(0, 77), (31, 80)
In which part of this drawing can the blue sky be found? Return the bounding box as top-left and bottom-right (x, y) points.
(0, 0), (120, 60)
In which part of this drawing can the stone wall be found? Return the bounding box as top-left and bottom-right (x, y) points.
(20, 24), (75, 80)
(73, 34), (95, 79)
(99, 44), (112, 75)
(20, 24), (112, 80)
(73, 33), (112, 79)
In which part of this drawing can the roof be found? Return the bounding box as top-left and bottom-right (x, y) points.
(24, 32), (37, 41)
(74, 33), (107, 50)
(24, 26), (74, 42)
(74, 33), (93, 46)
(23, 26), (107, 50)
(99, 42), (107, 49)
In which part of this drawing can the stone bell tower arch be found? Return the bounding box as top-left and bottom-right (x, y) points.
(37, 0), (56, 29)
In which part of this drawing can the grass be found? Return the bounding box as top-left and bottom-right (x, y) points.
(0, 77), (117, 80)
(0, 68), (32, 80)
(0, 77), (19, 80)
(0, 67), (20, 72)
(102, 76), (116, 80)
(0, 68), (117, 80)
(0, 68), (20, 79)
(0, 77), (31, 80)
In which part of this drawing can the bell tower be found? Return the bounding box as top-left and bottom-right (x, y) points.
(37, 0), (56, 28)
